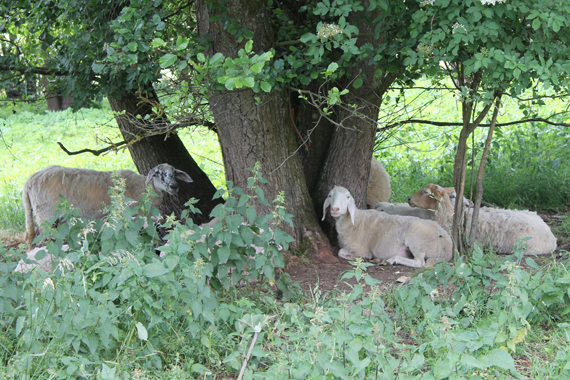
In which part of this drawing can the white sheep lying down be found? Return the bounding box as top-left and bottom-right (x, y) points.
(323, 186), (453, 268)
(366, 157), (391, 207)
(374, 187), (472, 220)
(409, 184), (557, 255)
(23, 163), (193, 245)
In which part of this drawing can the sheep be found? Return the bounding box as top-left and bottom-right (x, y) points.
(366, 157), (391, 207)
(323, 186), (453, 268)
(374, 202), (433, 220)
(374, 187), (472, 220)
(23, 164), (193, 245)
(408, 184), (557, 255)
(14, 245), (69, 273)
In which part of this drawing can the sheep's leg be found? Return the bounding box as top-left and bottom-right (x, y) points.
(387, 245), (425, 268)
(338, 248), (356, 261)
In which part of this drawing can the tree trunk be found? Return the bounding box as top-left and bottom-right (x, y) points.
(108, 89), (222, 223)
(452, 93), (495, 254)
(196, 0), (338, 263)
(467, 96), (501, 250)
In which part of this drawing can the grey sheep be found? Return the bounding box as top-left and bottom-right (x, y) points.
(23, 163), (193, 245)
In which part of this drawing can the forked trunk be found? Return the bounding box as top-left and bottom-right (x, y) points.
(196, 0), (337, 262)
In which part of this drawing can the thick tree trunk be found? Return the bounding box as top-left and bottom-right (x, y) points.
(196, 0), (338, 263)
(108, 89), (222, 223)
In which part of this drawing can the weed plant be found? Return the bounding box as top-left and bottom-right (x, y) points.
(0, 169), (291, 378)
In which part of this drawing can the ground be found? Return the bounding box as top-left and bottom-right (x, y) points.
(2, 211), (569, 295)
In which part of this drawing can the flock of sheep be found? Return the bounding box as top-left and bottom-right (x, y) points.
(16, 157), (557, 272)
(322, 158), (556, 268)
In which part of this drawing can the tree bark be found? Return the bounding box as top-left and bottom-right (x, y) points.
(196, 0), (338, 263)
(108, 89), (222, 223)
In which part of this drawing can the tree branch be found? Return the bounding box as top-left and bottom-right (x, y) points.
(57, 141), (127, 156)
(0, 63), (67, 76)
(381, 116), (570, 130)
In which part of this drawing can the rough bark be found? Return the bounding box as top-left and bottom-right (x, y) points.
(196, 0), (338, 263)
(108, 89), (222, 223)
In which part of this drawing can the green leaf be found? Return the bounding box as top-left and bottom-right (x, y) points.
(218, 246), (230, 263)
(251, 62), (264, 73)
(127, 42), (137, 52)
(243, 76), (255, 87)
(175, 36), (189, 50)
(260, 81), (272, 92)
(326, 62), (339, 73)
(92, 63), (105, 74)
(532, 18), (541, 30)
(159, 53), (178, 68)
(16, 316), (25, 336)
(353, 77), (363, 89)
(482, 348), (516, 371)
(151, 38), (166, 48)
(245, 40), (253, 53)
(142, 261), (169, 277)
(135, 322), (148, 341)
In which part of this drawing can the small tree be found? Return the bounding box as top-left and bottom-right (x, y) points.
(403, 0), (570, 252)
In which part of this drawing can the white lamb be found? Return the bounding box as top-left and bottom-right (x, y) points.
(366, 157), (391, 207)
(23, 163), (193, 245)
(323, 186), (452, 268)
(408, 184), (557, 255)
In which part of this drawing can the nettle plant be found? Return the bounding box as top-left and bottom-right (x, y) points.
(393, 243), (570, 378)
(0, 169), (292, 378)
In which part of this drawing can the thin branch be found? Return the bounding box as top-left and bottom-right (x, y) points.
(57, 140), (127, 156)
(382, 116), (570, 130)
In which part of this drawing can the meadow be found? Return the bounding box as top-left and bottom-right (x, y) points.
(1, 90), (570, 379)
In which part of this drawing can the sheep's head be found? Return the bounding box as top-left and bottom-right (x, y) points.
(145, 164), (193, 195)
(444, 187), (473, 208)
(322, 186), (356, 225)
(408, 184), (446, 210)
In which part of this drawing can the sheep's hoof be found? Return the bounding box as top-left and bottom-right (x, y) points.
(387, 257), (396, 265)
(371, 258), (389, 266)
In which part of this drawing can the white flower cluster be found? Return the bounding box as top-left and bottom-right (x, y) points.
(480, 0), (507, 4)
(317, 23), (344, 39)
(452, 22), (467, 34)
(420, 0), (435, 5)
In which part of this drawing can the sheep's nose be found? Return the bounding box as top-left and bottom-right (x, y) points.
(332, 207), (339, 212)
(407, 196), (411, 202)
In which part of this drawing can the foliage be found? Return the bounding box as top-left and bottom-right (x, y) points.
(0, 168), (290, 378)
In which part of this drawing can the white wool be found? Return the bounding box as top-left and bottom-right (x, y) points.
(366, 158), (391, 207)
(324, 186), (452, 268)
(409, 184), (557, 255)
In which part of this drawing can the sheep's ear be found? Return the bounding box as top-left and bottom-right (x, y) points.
(347, 196), (356, 225)
(145, 166), (160, 186)
(322, 197), (331, 221)
(175, 169), (193, 183)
